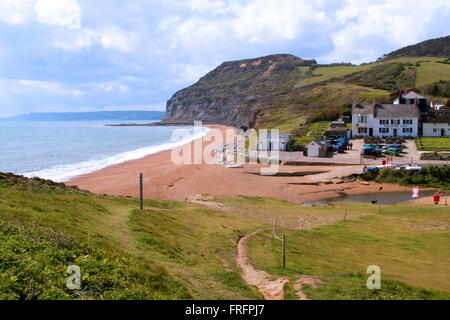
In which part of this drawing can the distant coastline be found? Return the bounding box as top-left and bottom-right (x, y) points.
(0, 111), (166, 122)
(106, 121), (198, 127)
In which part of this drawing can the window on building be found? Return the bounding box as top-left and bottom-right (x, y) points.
(379, 128), (389, 134)
(433, 129), (437, 133)
(391, 119), (400, 125)
(359, 115), (368, 123)
(358, 128), (368, 134)
(380, 119), (389, 125)
(403, 128), (413, 133)
(403, 119), (413, 125)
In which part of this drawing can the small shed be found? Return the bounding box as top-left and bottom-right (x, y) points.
(306, 140), (329, 157)
(257, 133), (291, 151)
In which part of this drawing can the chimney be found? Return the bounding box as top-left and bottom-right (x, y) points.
(352, 100), (356, 109)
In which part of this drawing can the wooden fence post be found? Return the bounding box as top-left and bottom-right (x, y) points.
(344, 209), (348, 221)
(282, 234), (286, 268)
(140, 173), (143, 210)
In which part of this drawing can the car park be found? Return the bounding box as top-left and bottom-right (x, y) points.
(361, 146), (382, 157)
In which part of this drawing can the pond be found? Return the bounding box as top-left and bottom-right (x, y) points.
(301, 191), (436, 207)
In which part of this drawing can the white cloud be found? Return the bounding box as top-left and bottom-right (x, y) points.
(35, 0), (81, 29)
(321, 0), (450, 63)
(0, 0), (34, 25)
(53, 26), (137, 52)
(53, 28), (96, 50)
(98, 26), (137, 52)
(188, 0), (227, 14)
(171, 63), (215, 84)
(1, 78), (84, 97)
(159, 0), (328, 49)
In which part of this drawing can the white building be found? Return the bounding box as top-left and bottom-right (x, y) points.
(306, 140), (329, 157)
(431, 100), (445, 110)
(423, 112), (450, 137)
(352, 103), (420, 138)
(257, 133), (291, 151)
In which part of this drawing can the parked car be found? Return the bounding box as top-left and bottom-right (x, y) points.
(382, 148), (400, 156)
(336, 138), (349, 148)
(332, 143), (345, 153)
(361, 147), (382, 157)
(383, 144), (404, 152)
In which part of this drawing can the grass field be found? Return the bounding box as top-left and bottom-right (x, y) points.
(296, 64), (374, 87)
(291, 121), (331, 149)
(294, 57), (449, 89)
(416, 61), (450, 87)
(244, 201), (450, 300)
(1, 174), (449, 300)
(417, 137), (450, 151)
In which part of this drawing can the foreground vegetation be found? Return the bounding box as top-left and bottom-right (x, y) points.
(362, 165), (450, 190)
(1, 173), (449, 300)
(247, 202), (450, 300)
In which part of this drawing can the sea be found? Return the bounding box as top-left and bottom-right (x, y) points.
(0, 120), (209, 182)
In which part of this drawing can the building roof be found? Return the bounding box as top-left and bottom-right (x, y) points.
(352, 104), (374, 115)
(375, 104), (420, 118)
(330, 120), (346, 128)
(402, 91), (426, 100)
(307, 140), (328, 148)
(426, 111), (450, 123)
(353, 103), (420, 119)
(258, 133), (291, 141)
(326, 127), (348, 132)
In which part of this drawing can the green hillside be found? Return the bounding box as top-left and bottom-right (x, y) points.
(1, 173), (449, 300)
(163, 58), (450, 134)
(161, 35), (450, 133)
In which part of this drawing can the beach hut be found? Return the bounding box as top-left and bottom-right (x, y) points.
(257, 133), (291, 151)
(306, 140), (329, 157)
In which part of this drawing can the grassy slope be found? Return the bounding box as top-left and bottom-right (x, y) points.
(261, 57), (449, 133)
(1, 176), (449, 300)
(416, 61), (450, 87)
(0, 175), (263, 300)
(242, 200), (450, 300)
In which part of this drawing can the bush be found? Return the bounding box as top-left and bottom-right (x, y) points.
(0, 220), (186, 300)
(361, 166), (450, 190)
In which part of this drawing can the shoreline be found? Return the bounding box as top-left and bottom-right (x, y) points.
(24, 123), (211, 183)
(68, 124), (417, 205)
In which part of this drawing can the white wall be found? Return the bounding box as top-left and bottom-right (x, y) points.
(352, 114), (374, 137)
(423, 123), (450, 137)
(353, 116), (418, 138)
(373, 118), (418, 138)
(307, 143), (320, 157)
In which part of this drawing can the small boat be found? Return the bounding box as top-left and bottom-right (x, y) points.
(226, 164), (243, 169)
(405, 166), (422, 171)
(362, 167), (380, 173)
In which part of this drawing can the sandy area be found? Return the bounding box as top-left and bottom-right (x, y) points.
(68, 124), (413, 204)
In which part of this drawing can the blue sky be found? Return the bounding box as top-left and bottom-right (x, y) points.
(0, 0), (449, 117)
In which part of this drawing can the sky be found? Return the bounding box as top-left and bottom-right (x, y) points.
(0, 0), (449, 117)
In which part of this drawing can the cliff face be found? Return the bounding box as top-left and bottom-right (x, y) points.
(162, 54), (316, 128)
(162, 40), (450, 131)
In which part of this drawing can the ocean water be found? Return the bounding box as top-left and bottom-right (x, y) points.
(0, 121), (209, 182)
